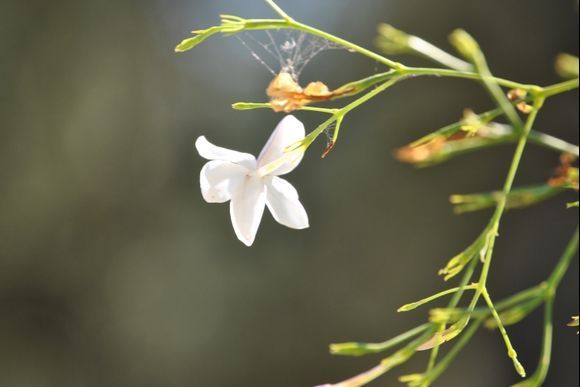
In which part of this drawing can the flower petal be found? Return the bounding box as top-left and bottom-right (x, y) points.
(230, 176), (266, 246)
(257, 115), (305, 175)
(200, 160), (249, 203)
(266, 176), (309, 229)
(195, 136), (256, 169)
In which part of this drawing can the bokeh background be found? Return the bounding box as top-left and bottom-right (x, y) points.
(1, 0), (578, 386)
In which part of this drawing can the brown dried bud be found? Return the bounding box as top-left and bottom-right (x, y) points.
(395, 136), (446, 164)
(266, 71), (351, 112)
(516, 101), (533, 114)
(507, 88), (527, 101)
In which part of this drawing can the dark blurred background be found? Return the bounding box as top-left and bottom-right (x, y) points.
(0, 0), (578, 386)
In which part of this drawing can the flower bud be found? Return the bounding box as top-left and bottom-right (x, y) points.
(449, 29), (479, 61)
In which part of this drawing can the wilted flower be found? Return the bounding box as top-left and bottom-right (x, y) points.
(195, 115), (309, 246)
(266, 71), (354, 112)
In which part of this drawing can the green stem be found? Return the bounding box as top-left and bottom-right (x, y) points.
(340, 78), (401, 114)
(538, 296), (554, 385)
(330, 323), (431, 356)
(521, 296), (554, 387)
(493, 284), (547, 312)
(481, 288), (526, 377)
(513, 228), (578, 387)
(457, 284), (547, 319)
(399, 67), (535, 91)
(232, 102), (338, 114)
(336, 259), (481, 387)
(546, 227), (580, 289)
(333, 71), (573, 103)
(428, 95), (545, 383)
(419, 285), (549, 386)
(421, 284), (547, 386)
(426, 229), (578, 386)
(398, 285), (478, 312)
(264, 0), (292, 21)
(236, 18), (577, 98)
(483, 97), (545, 272)
(539, 78), (580, 98)
(333, 71), (397, 97)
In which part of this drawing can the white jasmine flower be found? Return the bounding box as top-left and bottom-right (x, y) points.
(195, 115), (309, 246)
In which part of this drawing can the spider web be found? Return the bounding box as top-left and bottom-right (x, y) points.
(235, 30), (344, 81)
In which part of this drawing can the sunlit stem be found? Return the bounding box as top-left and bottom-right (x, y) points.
(474, 283), (547, 318)
(467, 97), (545, 318)
(220, 14), (244, 22)
(333, 69), (567, 100)
(536, 296), (554, 385)
(427, 95), (545, 383)
(419, 284), (550, 386)
(539, 78), (579, 98)
(330, 323), (431, 356)
(546, 227), (579, 289)
(291, 20), (404, 69)
(232, 102), (338, 114)
(264, 0), (293, 21)
(512, 297), (554, 387)
(332, 71), (397, 98)
(481, 288), (526, 377)
(332, 115), (344, 144)
(428, 96), (545, 383)
(398, 67), (536, 91)
(398, 284), (478, 312)
(517, 228), (579, 386)
(420, 285), (550, 386)
(489, 98), (544, 227)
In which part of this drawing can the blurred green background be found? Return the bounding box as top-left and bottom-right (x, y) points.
(1, 0), (578, 386)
